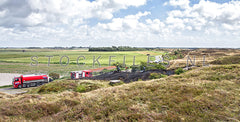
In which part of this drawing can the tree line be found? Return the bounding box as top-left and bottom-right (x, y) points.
(89, 46), (153, 51)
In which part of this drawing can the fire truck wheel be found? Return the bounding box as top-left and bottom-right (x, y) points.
(27, 84), (30, 88)
(23, 84), (26, 88)
(37, 82), (42, 86)
(18, 85), (22, 89)
(33, 83), (37, 86)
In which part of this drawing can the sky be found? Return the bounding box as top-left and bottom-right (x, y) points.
(0, 0), (240, 48)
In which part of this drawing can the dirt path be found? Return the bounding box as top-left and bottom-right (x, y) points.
(0, 73), (20, 86)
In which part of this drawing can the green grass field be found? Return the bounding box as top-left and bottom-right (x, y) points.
(0, 49), (164, 75)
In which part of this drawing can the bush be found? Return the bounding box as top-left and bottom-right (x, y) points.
(211, 55), (240, 65)
(175, 68), (184, 75)
(180, 54), (183, 58)
(153, 63), (166, 70)
(75, 82), (101, 93)
(75, 85), (87, 92)
(149, 73), (167, 79)
(102, 68), (108, 73)
(131, 66), (139, 72)
(34, 82), (77, 94)
(174, 51), (179, 55)
(113, 62), (124, 68)
(140, 62), (147, 70)
(139, 62), (166, 71)
(49, 73), (60, 80)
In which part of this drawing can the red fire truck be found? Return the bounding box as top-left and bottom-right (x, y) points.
(13, 74), (50, 88)
(71, 70), (93, 79)
(70, 66), (116, 80)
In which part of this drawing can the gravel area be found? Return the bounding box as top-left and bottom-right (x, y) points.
(0, 73), (20, 86)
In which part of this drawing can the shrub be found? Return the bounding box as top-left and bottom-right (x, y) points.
(149, 73), (167, 79)
(203, 73), (236, 81)
(75, 85), (86, 92)
(131, 66), (139, 72)
(113, 62), (124, 68)
(75, 82), (101, 93)
(102, 68), (108, 73)
(175, 68), (184, 75)
(49, 73), (60, 80)
(140, 62), (147, 70)
(180, 54), (183, 58)
(139, 62), (166, 71)
(35, 82), (77, 94)
(174, 50), (179, 55)
(161, 74), (167, 78)
(211, 55), (240, 65)
(154, 63), (166, 70)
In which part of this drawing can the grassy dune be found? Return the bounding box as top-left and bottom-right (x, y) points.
(0, 64), (240, 121)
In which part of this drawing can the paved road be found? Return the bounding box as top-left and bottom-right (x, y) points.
(0, 73), (20, 86)
(0, 88), (27, 94)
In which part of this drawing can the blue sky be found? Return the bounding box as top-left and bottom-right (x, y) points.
(0, 0), (239, 47)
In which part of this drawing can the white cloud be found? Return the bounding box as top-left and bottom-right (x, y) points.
(0, 0), (7, 6)
(0, 0), (147, 27)
(26, 13), (46, 26)
(1, 0), (240, 48)
(158, 0), (240, 47)
(146, 19), (166, 34)
(166, 16), (185, 30)
(168, 10), (184, 17)
(98, 11), (151, 31)
(168, 0), (190, 9)
(113, 0), (147, 7)
(0, 9), (7, 18)
(99, 18), (123, 31)
(166, 0), (240, 33)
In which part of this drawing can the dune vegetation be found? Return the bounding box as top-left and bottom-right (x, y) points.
(0, 64), (240, 121)
(0, 48), (240, 121)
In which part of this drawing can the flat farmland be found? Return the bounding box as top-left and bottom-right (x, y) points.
(0, 49), (163, 74)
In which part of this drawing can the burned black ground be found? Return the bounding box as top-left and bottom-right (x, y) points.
(86, 69), (175, 83)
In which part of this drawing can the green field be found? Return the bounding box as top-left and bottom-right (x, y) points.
(0, 49), (164, 75)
